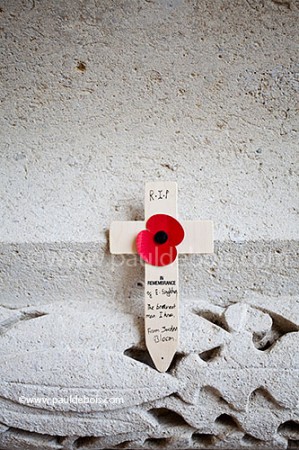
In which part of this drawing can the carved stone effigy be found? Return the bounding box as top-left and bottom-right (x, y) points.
(0, 295), (298, 450)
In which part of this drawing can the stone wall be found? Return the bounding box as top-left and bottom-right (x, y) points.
(0, 0), (298, 449)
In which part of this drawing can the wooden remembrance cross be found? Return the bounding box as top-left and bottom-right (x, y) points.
(110, 182), (214, 372)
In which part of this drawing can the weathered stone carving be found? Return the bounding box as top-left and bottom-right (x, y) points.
(0, 298), (298, 449)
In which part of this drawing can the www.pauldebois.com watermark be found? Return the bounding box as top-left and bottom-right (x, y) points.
(19, 395), (124, 407)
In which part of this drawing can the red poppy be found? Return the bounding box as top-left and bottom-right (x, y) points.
(136, 214), (184, 266)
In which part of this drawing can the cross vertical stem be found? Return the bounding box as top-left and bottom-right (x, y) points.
(144, 181), (179, 372)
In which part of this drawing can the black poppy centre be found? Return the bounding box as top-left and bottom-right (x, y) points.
(154, 230), (168, 245)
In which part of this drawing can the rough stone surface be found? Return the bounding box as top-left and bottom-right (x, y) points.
(1, 0), (298, 244)
(0, 0), (298, 449)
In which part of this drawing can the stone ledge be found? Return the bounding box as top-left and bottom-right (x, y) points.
(0, 240), (298, 309)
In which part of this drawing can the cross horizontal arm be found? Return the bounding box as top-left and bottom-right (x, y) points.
(110, 220), (214, 255)
(109, 221), (144, 254)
